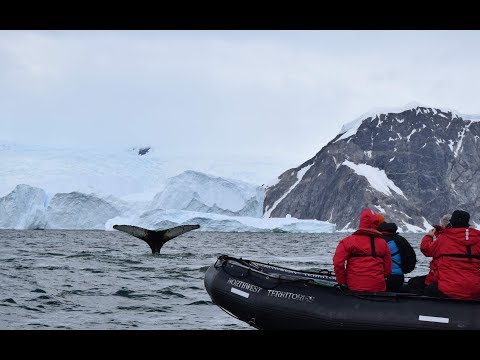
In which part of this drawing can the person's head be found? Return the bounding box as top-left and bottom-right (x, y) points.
(448, 210), (470, 228)
(440, 214), (451, 228)
(358, 208), (382, 230)
(377, 222), (398, 234)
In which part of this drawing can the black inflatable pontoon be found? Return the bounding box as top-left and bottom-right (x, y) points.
(204, 255), (480, 330)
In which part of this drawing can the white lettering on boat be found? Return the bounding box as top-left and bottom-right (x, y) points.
(267, 289), (315, 302)
(418, 315), (449, 323)
(227, 278), (262, 293)
(231, 287), (249, 298)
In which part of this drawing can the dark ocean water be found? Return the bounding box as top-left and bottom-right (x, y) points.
(0, 230), (430, 330)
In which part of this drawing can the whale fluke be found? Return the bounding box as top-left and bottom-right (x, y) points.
(113, 224), (200, 254)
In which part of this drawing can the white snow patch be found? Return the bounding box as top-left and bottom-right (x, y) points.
(401, 221), (426, 233)
(448, 140), (455, 152)
(374, 205), (386, 214)
(342, 160), (407, 199)
(406, 129), (418, 142)
(435, 137), (445, 145)
(337, 222), (357, 233)
(422, 217), (432, 231)
(454, 123), (472, 158)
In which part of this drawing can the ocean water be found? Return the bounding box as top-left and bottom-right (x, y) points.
(0, 230), (430, 330)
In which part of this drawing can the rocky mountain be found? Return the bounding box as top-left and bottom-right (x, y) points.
(263, 103), (480, 232)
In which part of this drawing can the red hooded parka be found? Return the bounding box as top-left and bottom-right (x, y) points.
(333, 208), (392, 292)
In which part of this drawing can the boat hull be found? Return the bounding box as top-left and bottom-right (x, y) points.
(204, 255), (480, 330)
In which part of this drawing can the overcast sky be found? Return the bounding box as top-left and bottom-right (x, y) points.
(1, 30), (480, 168)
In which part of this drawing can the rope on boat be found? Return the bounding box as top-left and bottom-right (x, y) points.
(215, 254), (336, 290)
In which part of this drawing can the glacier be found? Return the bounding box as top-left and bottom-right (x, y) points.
(149, 170), (265, 217)
(0, 153), (336, 233)
(106, 209), (335, 233)
(45, 192), (121, 230)
(0, 184), (47, 230)
(0, 143), (297, 199)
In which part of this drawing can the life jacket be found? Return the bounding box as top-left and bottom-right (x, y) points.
(433, 227), (480, 299)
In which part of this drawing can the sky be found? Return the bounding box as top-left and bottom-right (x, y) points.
(2, 30), (480, 173)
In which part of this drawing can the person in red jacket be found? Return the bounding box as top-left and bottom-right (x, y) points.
(407, 214), (451, 295)
(333, 208), (392, 292)
(422, 210), (480, 299)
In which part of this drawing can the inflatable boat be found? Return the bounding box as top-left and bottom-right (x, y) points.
(204, 255), (480, 330)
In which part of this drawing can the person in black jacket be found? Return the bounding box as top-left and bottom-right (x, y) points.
(377, 222), (414, 292)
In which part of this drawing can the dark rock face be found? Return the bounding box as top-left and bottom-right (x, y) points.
(138, 147), (150, 156)
(264, 106), (480, 231)
(131, 147), (151, 156)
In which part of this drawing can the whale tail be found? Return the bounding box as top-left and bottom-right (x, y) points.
(113, 224), (200, 254)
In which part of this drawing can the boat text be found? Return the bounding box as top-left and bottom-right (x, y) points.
(227, 278), (262, 293)
(267, 290), (315, 302)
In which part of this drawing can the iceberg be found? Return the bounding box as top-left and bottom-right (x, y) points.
(0, 184), (47, 229)
(148, 170), (265, 217)
(45, 192), (121, 230)
(0, 178), (336, 233)
(106, 209), (336, 233)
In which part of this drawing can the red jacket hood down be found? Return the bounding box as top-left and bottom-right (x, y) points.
(440, 227), (480, 246)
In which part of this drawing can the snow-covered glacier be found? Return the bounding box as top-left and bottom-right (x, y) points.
(106, 209), (335, 233)
(149, 170), (265, 217)
(0, 170), (336, 233)
(0, 143), (295, 199)
(45, 192), (121, 230)
(0, 184), (47, 229)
